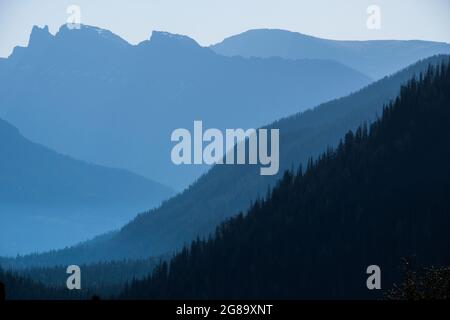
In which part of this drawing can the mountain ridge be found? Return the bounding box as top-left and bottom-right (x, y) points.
(7, 55), (448, 267)
(0, 116), (174, 256)
(211, 28), (450, 79)
(0, 24), (372, 190)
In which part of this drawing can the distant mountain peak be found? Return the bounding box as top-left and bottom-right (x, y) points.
(215, 28), (323, 46)
(211, 29), (450, 79)
(57, 23), (105, 35)
(148, 30), (201, 50)
(31, 24), (50, 35)
(28, 25), (54, 47)
(242, 28), (316, 38)
(55, 24), (130, 48)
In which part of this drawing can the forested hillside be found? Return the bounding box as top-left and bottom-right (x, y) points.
(0, 267), (86, 300)
(121, 62), (450, 299)
(0, 256), (161, 299)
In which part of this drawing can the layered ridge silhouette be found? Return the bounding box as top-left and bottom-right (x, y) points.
(7, 55), (447, 267)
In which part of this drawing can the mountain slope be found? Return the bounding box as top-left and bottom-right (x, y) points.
(0, 24), (372, 190)
(9, 55), (448, 267)
(0, 118), (174, 255)
(0, 118), (173, 205)
(121, 61), (450, 299)
(211, 29), (450, 79)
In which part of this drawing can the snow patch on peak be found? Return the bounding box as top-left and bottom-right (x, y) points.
(150, 31), (200, 47)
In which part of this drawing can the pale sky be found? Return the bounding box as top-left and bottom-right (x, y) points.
(0, 0), (449, 58)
